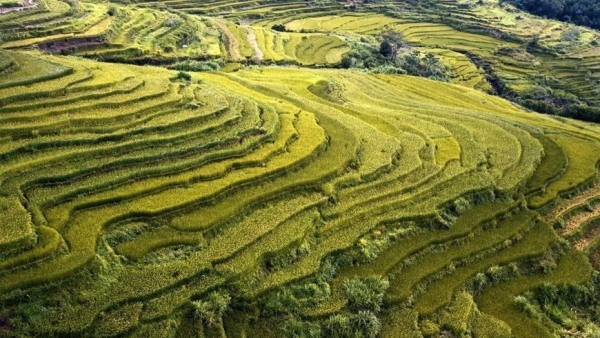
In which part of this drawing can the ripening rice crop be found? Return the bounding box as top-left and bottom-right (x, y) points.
(0, 49), (599, 338)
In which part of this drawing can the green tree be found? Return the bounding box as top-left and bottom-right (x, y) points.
(191, 291), (231, 328)
(344, 277), (389, 313)
(379, 40), (394, 59)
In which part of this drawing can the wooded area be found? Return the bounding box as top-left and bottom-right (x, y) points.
(503, 0), (600, 30)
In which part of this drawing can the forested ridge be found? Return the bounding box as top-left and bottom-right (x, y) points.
(503, 0), (600, 30)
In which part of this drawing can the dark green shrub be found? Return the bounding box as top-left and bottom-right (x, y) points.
(323, 315), (352, 338)
(284, 319), (321, 338)
(272, 24), (287, 32)
(262, 288), (300, 316)
(107, 6), (118, 16)
(191, 291), (231, 327)
(351, 311), (381, 338)
(177, 71), (192, 82)
(322, 312), (381, 338)
(170, 60), (222, 72)
(344, 277), (389, 313)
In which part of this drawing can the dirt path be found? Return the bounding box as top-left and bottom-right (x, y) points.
(543, 183), (600, 223)
(560, 205), (600, 236)
(574, 225), (600, 251)
(246, 27), (263, 61)
(214, 20), (243, 61)
(0, 0), (38, 14)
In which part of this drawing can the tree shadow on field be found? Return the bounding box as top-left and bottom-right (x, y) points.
(0, 314), (12, 332)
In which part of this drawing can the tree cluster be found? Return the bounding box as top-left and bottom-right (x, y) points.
(515, 273), (600, 335)
(340, 31), (451, 82)
(271, 24), (287, 32)
(502, 0), (600, 30)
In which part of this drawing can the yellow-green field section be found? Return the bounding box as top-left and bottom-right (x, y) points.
(0, 50), (599, 337)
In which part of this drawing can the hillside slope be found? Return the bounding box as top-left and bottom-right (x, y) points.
(0, 50), (598, 337)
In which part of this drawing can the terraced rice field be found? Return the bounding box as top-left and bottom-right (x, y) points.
(1, 0), (599, 107)
(3, 0), (600, 337)
(0, 0), (351, 66)
(254, 10), (600, 108)
(134, 0), (345, 18)
(0, 48), (597, 337)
